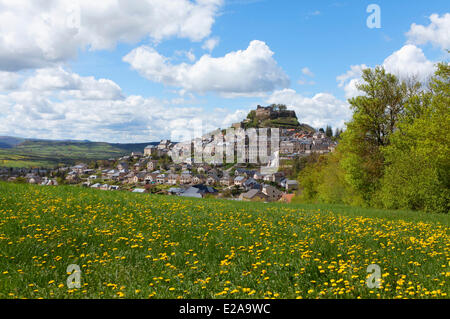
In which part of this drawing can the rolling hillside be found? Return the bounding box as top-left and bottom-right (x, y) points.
(0, 136), (157, 168)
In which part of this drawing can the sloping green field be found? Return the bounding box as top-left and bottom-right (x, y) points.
(0, 140), (154, 168)
(0, 182), (448, 299)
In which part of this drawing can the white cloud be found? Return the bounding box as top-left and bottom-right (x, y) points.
(406, 13), (450, 50)
(0, 71), (21, 90)
(220, 108), (251, 127)
(0, 66), (248, 142)
(202, 37), (220, 52)
(297, 67), (316, 85)
(382, 44), (436, 81)
(336, 64), (368, 99)
(297, 79), (315, 86)
(301, 67), (314, 77)
(123, 40), (290, 97)
(0, 0), (223, 71)
(305, 10), (321, 19)
(337, 45), (436, 99)
(267, 89), (351, 129)
(22, 67), (124, 100)
(185, 50), (196, 62)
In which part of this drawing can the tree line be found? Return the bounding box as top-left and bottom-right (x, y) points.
(296, 62), (449, 213)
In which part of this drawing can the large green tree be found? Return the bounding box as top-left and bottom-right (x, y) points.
(339, 67), (414, 204)
(377, 63), (450, 213)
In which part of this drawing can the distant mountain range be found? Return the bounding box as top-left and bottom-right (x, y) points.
(0, 136), (25, 148)
(0, 136), (158, 168)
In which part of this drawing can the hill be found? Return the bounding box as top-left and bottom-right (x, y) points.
(240, 105), (315, 131)
(0, 137), (157, 168)
(0, 136), (25, 148)
(0, 182), (448, 299)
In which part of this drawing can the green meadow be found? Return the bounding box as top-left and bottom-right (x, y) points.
(0, 182), (448, 299)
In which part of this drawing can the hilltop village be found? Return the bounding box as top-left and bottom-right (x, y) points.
(0, 105), (338, 202)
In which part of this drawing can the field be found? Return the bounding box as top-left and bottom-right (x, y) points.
(0, 139), (155, 168)
(0, 182), (448, 299)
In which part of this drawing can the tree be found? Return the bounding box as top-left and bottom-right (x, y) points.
(325, 125), (333, 138)
(247, 110), (256, 120)
(270, 104), (287, 111)
(297, 152), (359, 205)
(338, 66), (415, 204)
(294, 63), (448, 213)
(377, 63), (449, 213)
(334, 128), (343, 139)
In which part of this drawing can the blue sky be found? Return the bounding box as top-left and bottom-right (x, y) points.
(71, 0), (449, 99)
(0, 0), (448, 142)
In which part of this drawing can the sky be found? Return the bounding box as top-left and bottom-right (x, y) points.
(0, 0), (448, 143)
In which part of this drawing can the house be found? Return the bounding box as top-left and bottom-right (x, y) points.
(72, 164), (88, 174)
(197, 164), (211, 174)
(180, 185), (218, 198)
(262, 184), (283, 202)
(168, 187), (184, 196)
(158, 139), (173, 150)
(180, 173), (192, 185)
(105, 169), (119, 179)
(147, 160), (159, 171)
(234, 176), (246, 187)
(207, 168), (220, 177)
(42, 179), (58, 186)
(285, 180), (299, 192)
(167, 174), (180, 185)
(242, 178), (260, 191)
(169, 164), (182, 173)
(100, 184), (110, 191)
(90, 183), (101, 189)
(132, 188), (146, 193)
(117, 162), (129, 171)
(111, 172), (122, 182)
(144, 145), (157, 157)
(181, 163), (192, 171)
(192, 175), (205, 185)
(156, 174), (167, 184)
(239, 189), (268, 201)
(110, 185), (120, 191)
(88, 175), (98, 181)
(234, 168), (250, 176)
(129, 172), (146, 184)
(131, 152), (143, 158)
(82, 169), (95, 175)
(206, 175), (220, 186)
(263, 172), (285, 183)
(219, 175), (232, 186)
(133, 162), (144, 171)
(145, 173), (158, 184)
(26, 175), (41, 184)
(66, 171), (79, 182)
(253, 172), (264, 180)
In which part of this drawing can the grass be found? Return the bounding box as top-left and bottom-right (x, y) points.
(0, 182), (448, 299)
(0, 150), (56, 168)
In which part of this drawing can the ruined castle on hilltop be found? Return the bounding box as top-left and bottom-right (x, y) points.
(254, 105), (297, 121)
